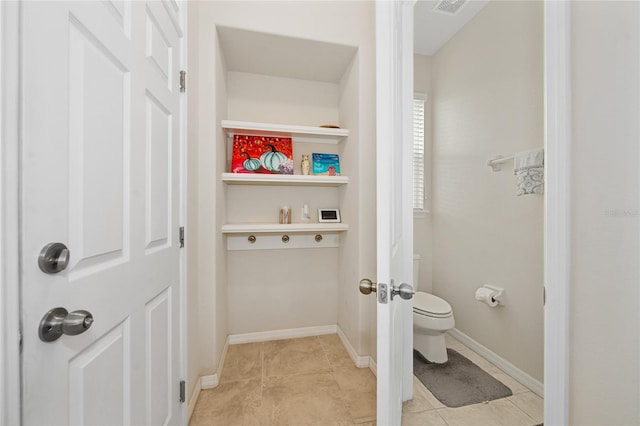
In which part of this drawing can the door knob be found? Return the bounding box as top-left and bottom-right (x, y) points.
(38, 242), (70, 274)
(39, 307), (94, 342)
(361, 280), (413, 301)
(359, 278), (377, 295)
(391, 283), (415, 300)
(361, 279), (390, 304)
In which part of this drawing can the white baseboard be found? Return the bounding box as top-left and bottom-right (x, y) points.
(199, 336), (229, 390)
(200, 374), (219, 389)
(228, 324), (337, 344)
(188, 337), (230, 422)
(336, 326), (370, 368)
(187, 378), (202, 421)
(227, 325), (370, 370)
(187, 374), (218, 421)
(368, 357), (377, 377)
(448, 328), (544, 397)
(215, 336), (230, 381)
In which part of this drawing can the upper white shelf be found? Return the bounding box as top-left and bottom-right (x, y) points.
(222, 173), (348, 187)
(222, 120), (349, 144)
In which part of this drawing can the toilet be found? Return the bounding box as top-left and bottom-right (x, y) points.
(413, 255), (455, 364)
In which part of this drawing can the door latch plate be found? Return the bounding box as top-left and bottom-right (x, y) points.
(378, 283), (388, 304)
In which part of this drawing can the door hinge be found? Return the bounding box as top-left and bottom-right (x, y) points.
(179, 70), (186, 93)
(179, 226), (185, 248)
(179, 380), (186, 403)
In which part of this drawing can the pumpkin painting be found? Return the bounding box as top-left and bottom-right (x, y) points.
(231, 135), (293, 174)
(241, 152), (261, 171)
(260, 144), (288, 172)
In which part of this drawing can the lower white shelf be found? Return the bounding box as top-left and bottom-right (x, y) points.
(222, 223), (348, 251)
(221, 223), (349, 234)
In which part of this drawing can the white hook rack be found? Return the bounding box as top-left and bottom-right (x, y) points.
(226, 233), (340, 251)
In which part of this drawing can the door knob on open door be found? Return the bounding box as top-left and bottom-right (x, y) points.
(39, 307), (94, 342)
(359, 278), (377, 295)
(391, 283), (415, 300)
(360, 279), (389, 304)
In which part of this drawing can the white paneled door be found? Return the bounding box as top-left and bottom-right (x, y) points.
(375, 1), (415, 425)
(20, 2), (184, 424)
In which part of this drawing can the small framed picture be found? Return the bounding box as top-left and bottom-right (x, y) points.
(318, 208), (341, 223)
(312, 153), (340, 176)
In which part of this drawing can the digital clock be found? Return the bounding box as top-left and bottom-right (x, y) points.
(318, 208), (341, 223)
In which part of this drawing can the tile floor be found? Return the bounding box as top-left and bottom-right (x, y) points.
(402, 334), (543, 426)
(190, 334), (376, 425)
(190, 333), (543, 426)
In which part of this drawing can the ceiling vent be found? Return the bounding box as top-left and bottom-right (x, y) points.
(433, 0), (468, 16)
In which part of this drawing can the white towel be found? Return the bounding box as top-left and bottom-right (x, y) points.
(514, 148), (544, 196)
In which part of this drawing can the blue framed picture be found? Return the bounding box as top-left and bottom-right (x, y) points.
(312, 153), (341, 176)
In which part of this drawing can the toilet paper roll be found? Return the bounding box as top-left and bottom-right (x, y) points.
(475, 287), (499, 307)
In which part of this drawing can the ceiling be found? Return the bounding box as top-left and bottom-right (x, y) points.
(217, 3), (488, 79)
(414, 0), (489, 56)
(217, 26), (357, 84)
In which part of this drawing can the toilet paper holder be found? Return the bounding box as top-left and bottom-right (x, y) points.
(477, 285), (505, 306)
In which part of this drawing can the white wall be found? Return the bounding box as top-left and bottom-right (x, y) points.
(338, 54), (370, 355)
(429, 1), (544, 381)
(187, 6), (231, 399)
(227, 72), (340, 126)
(413, 53), (433, 294)
(228, 248), (339, 333)
(213, 31), (230, 380)
(186, 0), (201, 397)
(187, 1), (376, 397)
(570, 2), (640, 424)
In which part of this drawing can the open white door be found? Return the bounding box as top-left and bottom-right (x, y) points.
(374, 1), (415, 424)
(20, 2), (184, 424)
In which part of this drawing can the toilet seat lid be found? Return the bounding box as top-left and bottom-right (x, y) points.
(413, 292), (452, 317)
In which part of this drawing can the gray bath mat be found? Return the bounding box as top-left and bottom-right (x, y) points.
(413, 349), (512, 408)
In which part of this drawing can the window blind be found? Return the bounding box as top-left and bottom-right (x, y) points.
(413, 95), (425, 211)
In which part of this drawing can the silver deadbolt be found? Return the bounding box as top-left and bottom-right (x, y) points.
(38, 242), (70, 274)
(39, 307), (94, 342)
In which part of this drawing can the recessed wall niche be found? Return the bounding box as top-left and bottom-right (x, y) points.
(215, 25), (361, 334)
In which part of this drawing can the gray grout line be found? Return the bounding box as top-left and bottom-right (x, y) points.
(504, 396), (539, 425)
(260, 341), (265, 394)
(434, 407), (451, 425)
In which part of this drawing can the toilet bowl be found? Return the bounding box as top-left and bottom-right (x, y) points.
(413, 291), (455, 363)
